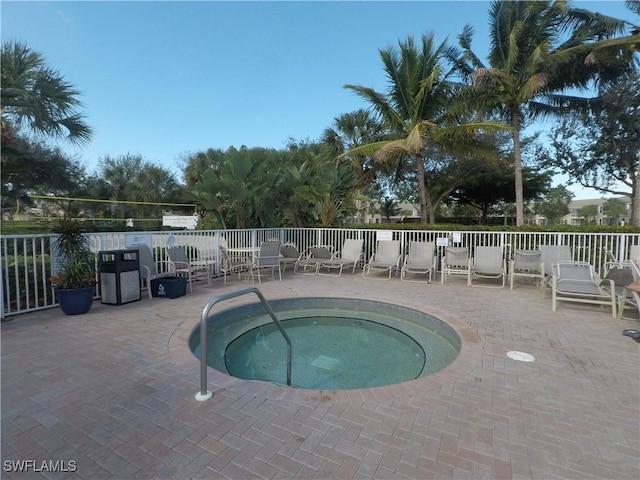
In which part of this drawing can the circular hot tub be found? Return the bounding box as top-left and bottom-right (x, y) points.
(189, 297), (460, 390)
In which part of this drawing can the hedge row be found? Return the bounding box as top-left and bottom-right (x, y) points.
(344, 223), (640, 234)
(2, 220), (639, 235)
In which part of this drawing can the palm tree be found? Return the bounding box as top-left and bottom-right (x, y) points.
(344, 34), (504, 224)
(322, 110), (386, 222)
(98, 154), (145, 218)
(322, 109), (386, 187)
(379, 197), (401, 223)
(191, 147), (265, 229)
(1, 41), (92, 144)
(451, 0), (634, 225)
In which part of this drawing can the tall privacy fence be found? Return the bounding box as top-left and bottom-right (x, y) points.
(2, 227), (639, 318)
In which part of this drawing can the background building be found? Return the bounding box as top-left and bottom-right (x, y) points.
(536, 196), (632, 226)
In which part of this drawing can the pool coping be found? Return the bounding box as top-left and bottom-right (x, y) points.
(168, 292), (483, 404)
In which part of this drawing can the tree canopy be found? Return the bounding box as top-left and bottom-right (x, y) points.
(545, 75), (640, 225)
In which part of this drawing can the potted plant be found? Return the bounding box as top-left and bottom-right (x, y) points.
(49, 218), (97, 315)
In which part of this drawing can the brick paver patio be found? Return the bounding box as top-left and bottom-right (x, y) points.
(2, 270), (639, 479)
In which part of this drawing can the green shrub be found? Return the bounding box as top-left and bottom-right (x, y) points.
(2, 254), (52, 315)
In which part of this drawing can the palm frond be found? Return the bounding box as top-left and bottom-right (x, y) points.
(457, 24), (487, 70)
(344, 84), (407, 130)
(584, 34), (640, 64)
(337, 140), (394, 160)
(564, 7), (631, 41)
(432, 121), (508, 142)
(516, 73), (549, 103)
(404, 123), (428, 153)
(528, 94), (593, 118)
(1, 41), (93, 144)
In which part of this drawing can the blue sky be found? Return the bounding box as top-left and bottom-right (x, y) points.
(1, 1), (635, 198)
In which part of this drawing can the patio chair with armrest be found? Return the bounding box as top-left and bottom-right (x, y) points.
(318, 239), (363, 276)
(219, 246), (251, 286)
(294, 245), (334, 275)
(400, 241), (436, 283)
(440, 247), (470, 285)
(280, 243), (302, 273)
(612, 258), (640, 320)
(167, 246), (211, 293)
(363, 240), (401, 280)
(138, 245), (174, 299)
(509, 249), (543, 290)
(469, 246), (506, 288)
(250, 240), (282, 283)
(551, 261), (616, 318)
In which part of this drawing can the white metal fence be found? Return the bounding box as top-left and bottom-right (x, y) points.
(2, 228), (638, 318)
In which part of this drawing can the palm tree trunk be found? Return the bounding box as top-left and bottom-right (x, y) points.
(416, 152), (428, 224)
(427, 196), (436, 224)
(511, 111), (525, 226)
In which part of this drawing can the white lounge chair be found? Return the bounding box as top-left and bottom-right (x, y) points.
(440, 247), (470, 285)
(363, 240), (401, 280)
(551, 261), (616, 318)
(250, 240), (282, 283)
(294, 245), (334, 275)
(167, 246), (211, 293)
(400, 241), (436, 283)
(540, 245), (572, 296)
(138, 245), (174, 299)
(509, 249), (543, 290)
(469, 246), (506, 288)
(318, 239), (363, 276)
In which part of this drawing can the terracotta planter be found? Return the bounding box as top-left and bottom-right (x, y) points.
(56, 286), (95, 315)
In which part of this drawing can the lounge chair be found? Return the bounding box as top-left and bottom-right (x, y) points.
(509, 249), (543, 290)
(551, 261), (616, 318)
(167, 246), (211, 293)
(541, 245), (572, 276)
(440, 247), (470, 285)
(619, 290), (640, 320)
(279, 243), (301, 273)
(540, 245), (572, 296)
(400, 241), (436, 283)
(318, 239), (363, 276)
(469, 246), (506, 288)
(219, 246), (251, 286)
(249, 240), (282, 283)
(609, 259), (640, 320)
(138, 245), (174, 299)
(362, 240), (401, 280)
(294, 245), (334, 275)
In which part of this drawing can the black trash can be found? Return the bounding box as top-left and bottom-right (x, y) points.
(98, 249), (141, 305)
(151, 276), (187, 298)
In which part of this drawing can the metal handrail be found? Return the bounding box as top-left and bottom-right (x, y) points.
(195, 287), (292, 401)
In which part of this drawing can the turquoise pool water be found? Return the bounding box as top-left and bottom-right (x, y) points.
(189, 298), (460, 390)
